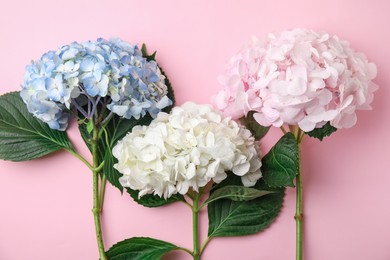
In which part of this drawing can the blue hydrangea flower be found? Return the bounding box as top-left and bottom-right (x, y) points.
(21, 38), (172, 130)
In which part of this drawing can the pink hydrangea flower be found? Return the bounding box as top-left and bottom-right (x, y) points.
(214, 29), (378, 131)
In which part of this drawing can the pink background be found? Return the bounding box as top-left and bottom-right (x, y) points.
(1, 0), (389, 259)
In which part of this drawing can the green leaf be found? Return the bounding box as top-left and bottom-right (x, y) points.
(0, 92), (73, 161)
(86, 120), (94, 134)
(207, 175), (284, 237)
(262, 132), (298, 187)
(126, 188), (185, 208)
(106, 237), (178, 260)
(204, 185), (272, 205)
(305, 122), (337, 141)
(239, 111), (270, 140)
(103, 149), (122, 191)
(106, 115), (154, 147)
(141, 44), (157, 61)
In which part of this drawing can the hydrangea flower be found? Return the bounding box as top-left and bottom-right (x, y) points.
(214, 29), (378, 131)
(21, 38), (172, 130)
(113, 102), (262, 199)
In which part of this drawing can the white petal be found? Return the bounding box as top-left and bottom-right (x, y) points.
(186, 163), (196, 179)
(232, 161), (250, 176)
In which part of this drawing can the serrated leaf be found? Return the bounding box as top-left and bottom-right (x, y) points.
(207, 175), (284, 237)
(262, 132), (298, 187)
(239, 112), (270, 140)
(0, 92), (73, 161)
(126, 188), (185, 208)
(204, 185), (272, 205)
(106, 237), (178, 260)
(305, 122), (337, 141)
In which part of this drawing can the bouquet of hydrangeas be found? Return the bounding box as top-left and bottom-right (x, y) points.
(0, 28), (377, 260)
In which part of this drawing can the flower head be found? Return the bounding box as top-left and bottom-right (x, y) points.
(21, 38), (172, 130)
(113, 102), (262, 199)
(214, 29), (378, 131)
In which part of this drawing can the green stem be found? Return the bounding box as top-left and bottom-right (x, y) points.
(94, 161), (105, 173)
(177, 247), (194, 256)
(92, 125), (107, 260)
(65, 148), (94, 171)
(99, 175), (107, 211)
(295, 134), (303, 260)
(181, 197), (194, 209)
(200, 237), (211, 255)
(192, 192), (201, 260)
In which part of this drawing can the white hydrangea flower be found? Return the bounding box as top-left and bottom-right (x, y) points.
(113, 102), (262, 199)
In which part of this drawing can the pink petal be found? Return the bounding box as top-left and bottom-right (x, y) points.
(253, 112), (272, 127)
(298, 117), (316, 131)
(214, 91), (229, 109)
(262, 106), (280, 121)
(365, 63), (377, 79)
(309, 78), (325, 91)
(287, 77), (307, 96)
(309, 68), (331, 79)
(317, 89), (332, 105)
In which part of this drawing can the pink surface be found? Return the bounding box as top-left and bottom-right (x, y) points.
(0, 0), (389, 259)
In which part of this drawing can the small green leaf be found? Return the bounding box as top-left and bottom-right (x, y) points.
(126, 188), (185, 208)
(262, 132), (298, 187)
(141, 44), (148, 57)
(239, 111), (270, 140)
(305, 122), (337, 141)
(86, 120), (94, 134)
(204, 185), (272, 205)
(141, 44), (157, 61)
(0, 92), (73, 161)
(106, 237), (178, 260)
(207, 175), (284, 237)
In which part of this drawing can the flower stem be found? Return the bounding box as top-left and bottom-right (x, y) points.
(99, 175), (107, 211)
(65, 148), (94, 171)
(192, 192), (201, 260)
(200, 236), (211, 255)
(280, 125), (288, 134)
(295, 133), (304, 260)
(92, 124), (107, 260)
(177, 247), (194, 256)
